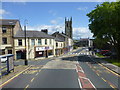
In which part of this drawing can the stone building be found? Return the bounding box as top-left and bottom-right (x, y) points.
(0, 19), (22, 55)
(52, 32), (73, 54)
(75, 38), (93, 47)
(54, 37), (64, 56)
(65, 17), (72, 39)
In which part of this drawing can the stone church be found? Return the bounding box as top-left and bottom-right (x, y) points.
(65, 17), (73, 39)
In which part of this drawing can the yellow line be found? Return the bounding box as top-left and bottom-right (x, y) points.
(101, 77), (106, 82)
(30, 78), (35, 82)
(110, 85), (115, 88)
(25, 84), (29, 89)
(98, 63), (120, 77)
(0, 66), (31, 87)
(96, 73), (100, 76)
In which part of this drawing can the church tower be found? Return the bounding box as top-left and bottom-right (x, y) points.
(65, 17), (72, 39)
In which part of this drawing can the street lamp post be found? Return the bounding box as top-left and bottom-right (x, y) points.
(24, 20), (28, 65)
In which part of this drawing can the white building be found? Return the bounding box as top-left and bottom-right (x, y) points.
(14, 30), (55, 60)
(52, 32), (73, 54)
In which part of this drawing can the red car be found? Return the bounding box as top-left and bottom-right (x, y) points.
(100, 50), (111, 56)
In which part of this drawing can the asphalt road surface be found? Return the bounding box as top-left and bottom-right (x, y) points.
(1, 48), (120, 89)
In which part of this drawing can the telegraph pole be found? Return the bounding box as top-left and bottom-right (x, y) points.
(24, 20), (28, 65)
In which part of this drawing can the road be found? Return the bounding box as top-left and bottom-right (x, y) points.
(1, 48), (120, 89)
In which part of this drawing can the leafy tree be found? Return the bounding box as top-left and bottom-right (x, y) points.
(87, 2), (120, 59)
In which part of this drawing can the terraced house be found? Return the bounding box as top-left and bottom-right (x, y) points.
(52, 32), (73, 54)
(0, 19), (22, 55)
(0, 19), (73, 60)
(14, 30), (55, 60)
(54, 37), (64, 56)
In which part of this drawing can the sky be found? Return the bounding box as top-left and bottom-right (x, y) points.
(0, 1), (114, 40)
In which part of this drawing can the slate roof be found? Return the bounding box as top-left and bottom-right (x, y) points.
(52, 32), (70, 38)
(59, 33), (70, 38)
(0, 19), (19, 25)
(54, 37), (64, 42)
(14, 30), (55, 38)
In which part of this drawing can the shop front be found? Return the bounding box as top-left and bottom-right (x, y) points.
(35, 46), (53, 58)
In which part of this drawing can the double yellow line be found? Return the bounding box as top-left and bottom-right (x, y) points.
(98, 63), (120, 77)
(0, 66), (31, 88)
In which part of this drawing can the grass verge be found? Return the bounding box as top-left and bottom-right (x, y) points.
(104, 59), (120, 67)
(96, 53), (105, 58)
(96, 53), (120, 67)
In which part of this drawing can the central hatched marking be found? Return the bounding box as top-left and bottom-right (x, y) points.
(22, 65), (43, 74)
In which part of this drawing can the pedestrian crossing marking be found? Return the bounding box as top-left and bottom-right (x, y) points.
(69, 52), (90, 55)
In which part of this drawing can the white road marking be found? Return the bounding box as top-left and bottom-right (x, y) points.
(79, 76), (96, 89)
(78, 78), (82, 88)
(35, 73), (39, 76)
(30, 78), (35, 82)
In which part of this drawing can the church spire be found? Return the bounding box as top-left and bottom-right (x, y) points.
(65, 17), (66, 22)
(70, 17), (72, 22)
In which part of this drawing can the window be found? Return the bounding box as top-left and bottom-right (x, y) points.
(2, 27), (7, 33)
(38, 39), (41, 45)
(45, 39), (47, 45)
(2, 49), (5, 55)
(56, 42), (58, 47)
(18, 39), (22, 46)
(8, 50), (12, 54)
(48, 50), (53, 56)
(2, 37), (7, 44)
(61, 43), (62, 47)
(31, 39), (35, 46)
(50, 39), (52, 45)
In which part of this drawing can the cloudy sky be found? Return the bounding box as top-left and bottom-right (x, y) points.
(0, 1), (115, 39)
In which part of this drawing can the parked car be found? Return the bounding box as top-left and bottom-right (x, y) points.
(100, 50), (109, 54)
(103, 51), (112, 56)
(1, 56), (7, 63)
(100, 50), (111, 56)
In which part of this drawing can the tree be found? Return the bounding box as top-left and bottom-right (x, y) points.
(87, 2), (120, 59)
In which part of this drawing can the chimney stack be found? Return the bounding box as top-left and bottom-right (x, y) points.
(41, 29), (48, 34)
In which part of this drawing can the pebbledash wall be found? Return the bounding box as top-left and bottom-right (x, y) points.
(14, 38), (55, 60)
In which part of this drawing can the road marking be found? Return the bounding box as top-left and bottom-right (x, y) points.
(79, 76), (89, 80)
(87, 78), (96, 89)
(78, 78), (82, 88)
(101, 78), (106, 82)
(89, 56), (120, 77)
(106, 80), (117, 89)
(110, 85), (115, 88)
(96, 73), (100, 76)
(39, 70), (41, 72)
(25, 84), (29, 89)
(31, 78), (35, 82)
(79, 76), (96, 89)
(0, 66), (31, 88)
(35, 73), (39, 76)
(98, 63), (120, 77)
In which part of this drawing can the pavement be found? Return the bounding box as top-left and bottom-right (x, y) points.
(91, 55), (120, 75)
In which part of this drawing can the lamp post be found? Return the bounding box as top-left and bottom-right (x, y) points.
(24, 20), (28, 65)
